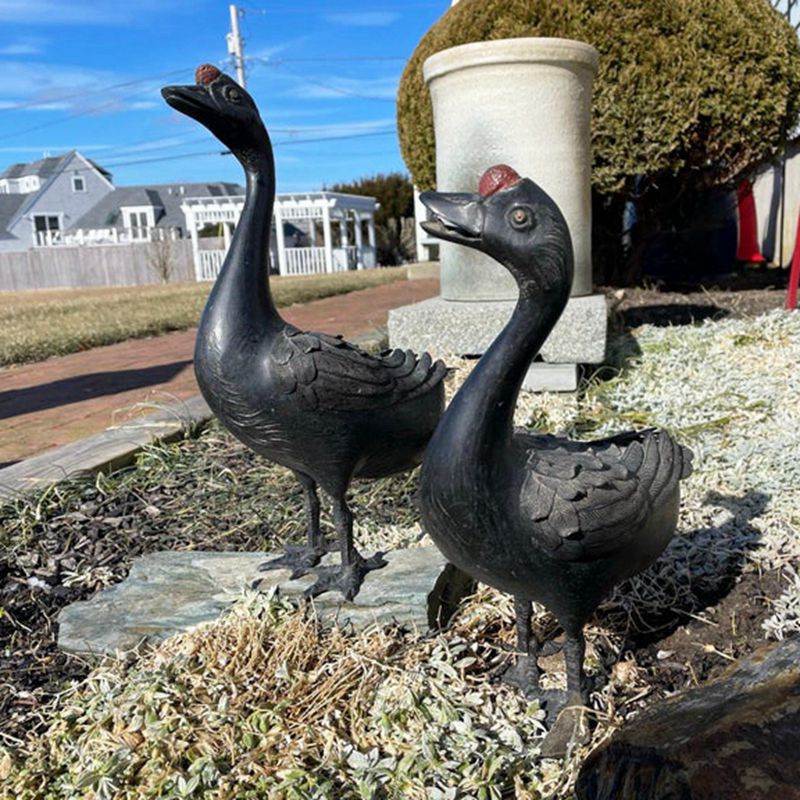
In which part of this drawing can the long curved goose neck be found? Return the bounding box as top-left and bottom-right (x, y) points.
(201, 140), (282, 338)
(441, 285), (569, 469)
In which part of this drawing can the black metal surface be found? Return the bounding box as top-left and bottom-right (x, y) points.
(161, 66), (447, 599)
(419, 165), (693, 709)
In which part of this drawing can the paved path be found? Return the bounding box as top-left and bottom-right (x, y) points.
(0, 278), (438, 467)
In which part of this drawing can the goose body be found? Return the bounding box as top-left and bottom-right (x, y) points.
(418, 165), (692, 709)
(162, 66), (446, 598)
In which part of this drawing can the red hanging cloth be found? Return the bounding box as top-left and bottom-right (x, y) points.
(736, 180), (766, 263)
(787, 208), (800, 310)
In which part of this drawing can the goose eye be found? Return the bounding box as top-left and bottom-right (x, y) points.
(225, 86), (242, 103)
(510, 208), (532, 228)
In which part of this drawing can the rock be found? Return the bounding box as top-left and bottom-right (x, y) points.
(57, 546), (471, 656)
(576, 636), (800, 800)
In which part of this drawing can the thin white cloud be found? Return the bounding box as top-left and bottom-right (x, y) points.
(0, 37), (45, 55)
(324, 12), (401, 27)
(0, 99), (69, 111)
(0, 144), (114, 153)
(0, 60), (170, 116)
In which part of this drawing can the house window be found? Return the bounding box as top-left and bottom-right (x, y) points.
(130, 211), (149, 240)
(72, 175), (86, 192)
(33, 214), (60, 246)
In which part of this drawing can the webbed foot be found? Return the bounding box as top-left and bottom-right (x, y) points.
(258, 540), (336, 580)
(304, 551), (387, 601)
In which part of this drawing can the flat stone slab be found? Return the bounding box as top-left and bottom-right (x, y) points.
(58, 546), (464, 656)
(388, 293), (607, 365)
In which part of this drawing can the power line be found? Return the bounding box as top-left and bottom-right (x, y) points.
(250, 59), (396, 102)
(251, 56), (406, 64)
(4, 129), (397, 175)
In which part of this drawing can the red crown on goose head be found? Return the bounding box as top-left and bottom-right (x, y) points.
(195, 64), (222, 85)
(479, 164), (522, 197)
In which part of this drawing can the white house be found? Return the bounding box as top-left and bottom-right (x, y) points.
(0, 151), (114, 251)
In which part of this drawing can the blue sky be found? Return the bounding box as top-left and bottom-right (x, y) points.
(0, 1), (448, 192)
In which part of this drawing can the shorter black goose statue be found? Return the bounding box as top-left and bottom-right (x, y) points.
(418, 165), (693, 715)
(162, 66), (447, 599)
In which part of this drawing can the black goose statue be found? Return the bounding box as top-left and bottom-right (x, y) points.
(418, 165), (693, 715)
(161, 65), (447, 599)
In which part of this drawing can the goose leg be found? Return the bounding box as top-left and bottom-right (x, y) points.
(501, 598), (541, 690)
(502, 597), (570, 723)
(259, 472), (334, 578)
(304, 494), (386, 601)
(539, 627), (590, 758)
(564, 629), (587, 703)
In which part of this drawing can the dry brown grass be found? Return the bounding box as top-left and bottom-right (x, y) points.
(0, 268), (406, 367)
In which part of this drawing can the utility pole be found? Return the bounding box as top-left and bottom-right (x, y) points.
(227, 4), (246, 88)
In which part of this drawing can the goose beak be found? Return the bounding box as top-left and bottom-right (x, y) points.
(161, 84), (215, 126)
(420, 191), (483, 248)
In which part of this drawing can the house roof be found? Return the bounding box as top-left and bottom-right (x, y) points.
(0, 194), (29, 239)
(71, 182), (244, 231)
(0, 155), (67, 181)
(0, 150), (112, 184)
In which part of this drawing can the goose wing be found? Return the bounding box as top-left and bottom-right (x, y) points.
(271, 326), (447, 411)
(518, 429), (692, 562)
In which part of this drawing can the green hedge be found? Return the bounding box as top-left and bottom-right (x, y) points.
(398, 0), (800, 195)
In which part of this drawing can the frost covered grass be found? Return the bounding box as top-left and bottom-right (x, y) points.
(3, 310), (799, 798)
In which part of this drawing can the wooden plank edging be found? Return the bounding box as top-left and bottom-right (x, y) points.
(0, 395), (213, 502)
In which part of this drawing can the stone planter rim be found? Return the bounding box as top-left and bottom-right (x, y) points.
(423, 37), (599, 84)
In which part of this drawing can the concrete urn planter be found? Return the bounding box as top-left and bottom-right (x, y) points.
(425, 37), (599, 300)
(390, 38), (607, 391)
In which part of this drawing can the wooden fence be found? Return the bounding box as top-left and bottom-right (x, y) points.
(0, 240), (196, 292)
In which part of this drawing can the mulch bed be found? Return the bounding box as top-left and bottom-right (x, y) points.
(602, 264), (789, 327)
(0, 271), (793, 751)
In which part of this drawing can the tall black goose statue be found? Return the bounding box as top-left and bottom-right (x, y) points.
(418, 165), (693, 715)
(161, 65), (447, 599)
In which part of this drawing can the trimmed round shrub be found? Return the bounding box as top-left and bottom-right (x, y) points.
(398, 0), (800, 198)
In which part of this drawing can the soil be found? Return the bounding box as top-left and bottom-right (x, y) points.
(601, 264), (789, 328)
(636, 569), (784, 697)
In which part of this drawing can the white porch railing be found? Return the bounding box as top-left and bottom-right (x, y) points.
(198, 249), (225, 280)
(35, 230), (63, 247)
(35, 227), (180, 247)
(194, 245), (378, 281)
(286, 246), (328, 275)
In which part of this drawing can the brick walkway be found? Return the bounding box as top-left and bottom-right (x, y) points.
(0, 278), (438, 467)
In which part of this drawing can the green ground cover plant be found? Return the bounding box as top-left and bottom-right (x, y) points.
(0, 268), (406, 367)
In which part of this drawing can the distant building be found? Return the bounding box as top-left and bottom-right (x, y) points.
(0, 151), (114, 251)
(0, 150), (381, 282)
(69, 181), (244, 245)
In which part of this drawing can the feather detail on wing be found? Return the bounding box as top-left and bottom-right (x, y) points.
(270, 326), (447, 411)
(518, 429), (693, 562)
